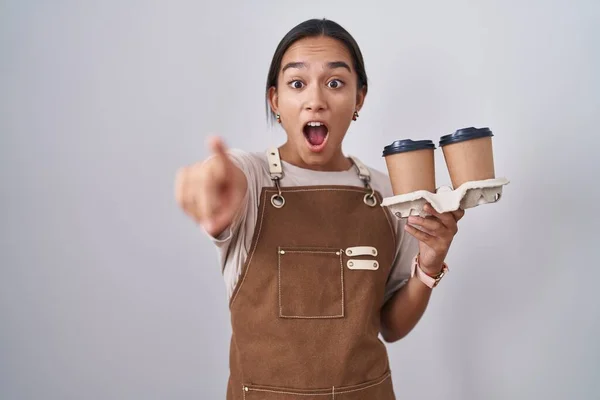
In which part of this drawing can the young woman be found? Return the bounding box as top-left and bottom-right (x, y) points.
(175, 18), (464, 400)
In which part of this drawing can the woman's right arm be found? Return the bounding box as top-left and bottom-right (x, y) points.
(174, 136), (248, 238)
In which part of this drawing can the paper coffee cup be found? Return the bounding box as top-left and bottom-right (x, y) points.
(439, 127), (495, 189)
(382, 139), (436, 195)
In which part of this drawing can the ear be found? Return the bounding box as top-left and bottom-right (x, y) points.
(355, 85), (367, 112)
(268, 86), (279, 115)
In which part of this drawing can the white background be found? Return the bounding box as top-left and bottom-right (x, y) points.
(2, 0), (599, 398)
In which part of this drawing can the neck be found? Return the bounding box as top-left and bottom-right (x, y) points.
(278, 143), (352, 172)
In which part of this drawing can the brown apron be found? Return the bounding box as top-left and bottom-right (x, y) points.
(226, 149), (398, 399)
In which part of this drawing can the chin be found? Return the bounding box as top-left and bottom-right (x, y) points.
(301, 152), (332, 166)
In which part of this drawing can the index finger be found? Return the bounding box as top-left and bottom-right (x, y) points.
(208, 136), (229, 161)
(206, 136), (232, 176)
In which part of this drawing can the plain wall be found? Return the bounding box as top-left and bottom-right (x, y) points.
(1, 0), (599, 399)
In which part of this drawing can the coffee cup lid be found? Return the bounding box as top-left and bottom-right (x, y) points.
(439, 127), (493, 147)
(382, 139), (436, 157)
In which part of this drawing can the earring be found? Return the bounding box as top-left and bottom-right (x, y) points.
(276, 113), (281, 123)
(352, 110), (359, 121)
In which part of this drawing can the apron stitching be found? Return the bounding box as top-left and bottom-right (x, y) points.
(241, 374), (390, 397)
(267, 188), (368, 194)
(335, 372), (391, 394)
(279, 314), (344, 319)
(230, 190), (268, 307)
(339, 251), (345, 317)
(282, 250), (340, 254)
(278, 247), (282, 317)
(242, 388), (334, 396)
(278, 249), (345, 319)
(265, 187), (395, 253)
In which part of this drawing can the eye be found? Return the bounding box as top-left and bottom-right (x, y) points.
(288, 80), (304, 89)
(327, 79), (344, 89)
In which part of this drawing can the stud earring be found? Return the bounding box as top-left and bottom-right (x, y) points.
(276, 113), (281, 123)
(352, 110), (359, 121)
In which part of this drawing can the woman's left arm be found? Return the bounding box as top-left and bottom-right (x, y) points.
(380, 204), (465, 343)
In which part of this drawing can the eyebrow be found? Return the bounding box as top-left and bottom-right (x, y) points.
(281, 61), (352, 73)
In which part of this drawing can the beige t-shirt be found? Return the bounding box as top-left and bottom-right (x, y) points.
(207, 149), (419, 303)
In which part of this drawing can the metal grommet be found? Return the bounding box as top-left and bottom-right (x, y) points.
(271, 194), (285, 208)
(364, 193), (377, 207)
(270, 177), (285, 208)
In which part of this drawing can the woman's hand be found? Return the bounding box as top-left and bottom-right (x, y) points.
(404, 204), (465, 275)
(174, 137), (247, 237)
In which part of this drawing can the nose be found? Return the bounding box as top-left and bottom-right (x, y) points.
(304, 85), (327, 112)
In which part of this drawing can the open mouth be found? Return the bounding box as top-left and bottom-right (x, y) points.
(303, 121), (329, 152)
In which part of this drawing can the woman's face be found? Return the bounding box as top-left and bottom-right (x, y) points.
(269, 36), (365, 170)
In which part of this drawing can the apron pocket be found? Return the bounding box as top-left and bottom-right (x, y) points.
(242, 371), (394, 399)
(278, 247), (344, 319)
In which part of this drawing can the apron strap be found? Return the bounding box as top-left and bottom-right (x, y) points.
(266, 147), (283, 180)
(266, 148), (285, 208)
(349, 156), (377, 207)
(348, 156), (371, 184)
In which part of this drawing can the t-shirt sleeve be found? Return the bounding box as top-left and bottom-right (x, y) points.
(383, 217), (419, 303)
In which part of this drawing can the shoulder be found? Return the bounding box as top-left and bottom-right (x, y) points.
(370, 169), (394, 199)
(352, 157), (393, 199)
(226, 148), (269, 178)
(367, 166), (391, 187)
